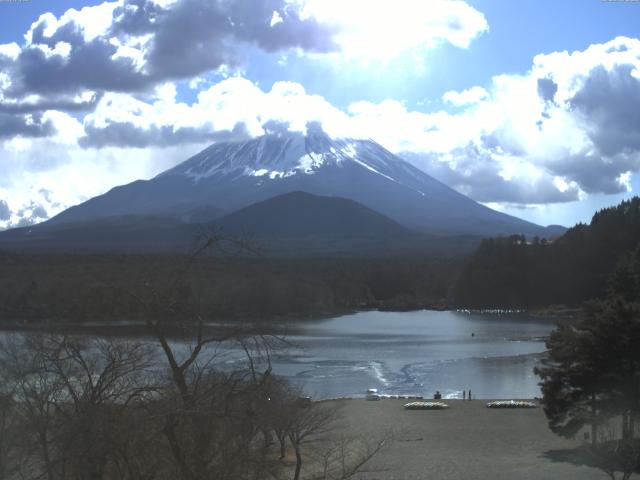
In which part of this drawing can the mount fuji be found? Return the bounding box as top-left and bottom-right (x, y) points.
(45, 126), (559, 238)
(0, 127), (564, 252)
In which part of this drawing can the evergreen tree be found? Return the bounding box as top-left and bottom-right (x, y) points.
(536, 248), (640, 445)
(535, 312), (614, 444)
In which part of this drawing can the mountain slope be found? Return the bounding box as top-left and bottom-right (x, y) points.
(0, 215), (194, 251)
(213, 191), (413, 237)
(47, 128), (559, 237)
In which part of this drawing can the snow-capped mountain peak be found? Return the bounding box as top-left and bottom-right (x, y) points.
(159, 128), (398, 185)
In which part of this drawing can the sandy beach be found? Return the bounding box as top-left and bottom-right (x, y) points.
(332, 399), (605, 480)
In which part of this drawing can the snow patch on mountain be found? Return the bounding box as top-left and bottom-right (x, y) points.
(160, 130), (411, 190)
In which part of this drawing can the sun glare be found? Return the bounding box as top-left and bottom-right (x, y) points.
(299, 0), (488, 61)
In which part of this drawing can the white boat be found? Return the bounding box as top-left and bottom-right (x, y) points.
(403, 401), (449, 410)
(366, 388), (380, 401)
(486, 400), (537, 409)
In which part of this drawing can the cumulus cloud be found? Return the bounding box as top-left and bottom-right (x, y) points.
(401, 148), (581, 204)
(17, 201), (48, 225)
(0, 201), (50, 229)
(0, 194), (49, 230)
(0, 0), (490, 121)
(78, 78), (351, 148)
(570, 64), (640, 157)
(0, 93), (102, 114)
(0, 112), (55, 139)
(0, 200), (10, 221)
(392, 37), (640, 204)
(443, 86), (489, 106)
(0, 0), (337, 105)
(80, 121), (249, 148)
(111, 0), (338, 78)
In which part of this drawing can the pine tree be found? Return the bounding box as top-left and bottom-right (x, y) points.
(536, 247), (640, 445)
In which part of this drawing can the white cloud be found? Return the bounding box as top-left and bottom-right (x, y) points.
(0, 0), (341, 117)
(297, 0), (488, 61)
(400, 36), (640, 204)
(0, 42), (20, 61)
(270, 10), (284, 27)
(443, 86), (488, 106)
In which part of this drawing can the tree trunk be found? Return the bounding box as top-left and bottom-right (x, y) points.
(262, 428), (273, 448)
(37, 428), (55, 480)
(163, 416), (194, 480)
(278, 433), (286, 460)
(293, 443), (302, 480)
(591, 392), (598, 446)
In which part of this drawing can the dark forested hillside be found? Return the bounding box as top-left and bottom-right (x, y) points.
(0, 252), (459, 325)
(454, 197), (640, 308)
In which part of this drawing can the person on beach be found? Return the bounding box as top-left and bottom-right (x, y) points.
(463, 390), (466, 400)
(468, 390), (472, 400)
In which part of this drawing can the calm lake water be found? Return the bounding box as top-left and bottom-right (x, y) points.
(221, 310), (557, 400)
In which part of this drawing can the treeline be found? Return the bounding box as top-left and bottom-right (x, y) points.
(455, 197), (640, 308)
(0, 251), (460, 325)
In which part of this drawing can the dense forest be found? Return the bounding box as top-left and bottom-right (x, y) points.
(454, 197), (640, 309)
(0, 252), (459, 325)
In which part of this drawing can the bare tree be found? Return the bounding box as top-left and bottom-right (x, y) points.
(0, 334), (158, 480)
(276, 397), (390, 480)
(286, 401), (342, 480)
(584, 421), (640, 480)
(116, 235), (288, 480)
(0, 375), (21, 480)
(311, 434), (388, 480)
(0, 235), (390, 480)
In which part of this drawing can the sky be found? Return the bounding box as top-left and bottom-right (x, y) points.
(1, 0), (640, 230)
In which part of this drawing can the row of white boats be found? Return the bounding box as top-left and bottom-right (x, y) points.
(402, 400), (538, 410)
(364, 389), (538, 410)
(365, 389), (424, 401)
(485, 400), (538, 409)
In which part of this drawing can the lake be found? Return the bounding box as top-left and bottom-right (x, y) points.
(220, 309), (557, 400)
(0, 310), (557, 400)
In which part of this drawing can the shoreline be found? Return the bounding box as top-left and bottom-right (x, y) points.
(0, 305), (569, 334)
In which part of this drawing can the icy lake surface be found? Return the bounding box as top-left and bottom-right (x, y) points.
(221, 310), (556, 399)
(1, 310), (556, 400)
